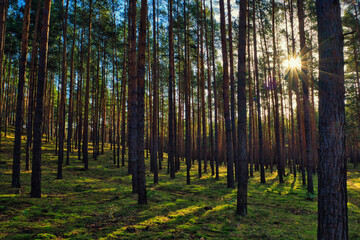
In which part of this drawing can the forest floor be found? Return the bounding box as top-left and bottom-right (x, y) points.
(0, 129), (360, 240)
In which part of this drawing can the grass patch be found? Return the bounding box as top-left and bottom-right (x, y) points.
(0, 128), (359, 239)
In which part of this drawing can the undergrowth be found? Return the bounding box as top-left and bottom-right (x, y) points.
(0, 129), (359, 239)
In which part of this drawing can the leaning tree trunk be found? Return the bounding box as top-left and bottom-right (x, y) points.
(316, 0), (348, 239)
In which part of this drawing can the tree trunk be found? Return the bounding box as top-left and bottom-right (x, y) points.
(316, 0), (348, 238)
(227, 0), (237, 181)
(297, 0), (313, 194)
(13, 0), (32, 188)
(26, 0), (41, 172)
(169, 0), (175, 179)
(31, 0), (51, 198)
(253, 0), (265, 183)
(58, 0), (70, 179)
(137, 0), (147, 204)
(83, 0), (92, 171)
(219, 0), (234, 189)
(128, 0), (138, 192)
(67, 0), (77, 165)
(236, 0), (247, 216)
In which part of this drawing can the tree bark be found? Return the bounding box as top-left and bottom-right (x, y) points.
(83, 0), (92, 171)
(13, 0), (32, 188)
(31, 0), (51, 198)
(316, 0), (348, 238)
(219, 0), (234, 188)
(236, 0), (247, 216)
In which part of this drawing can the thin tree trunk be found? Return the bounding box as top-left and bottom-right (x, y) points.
(26, 0), (41, 172)
(219, 0), (234, 189)
(67, 0), (77, 165)
(236, 0), (247, 216)
(58, 0), (70, 179)
(253, 0), (265, 183)
(169, 0), (175, 179)
(137, 0), (147, 204)
(13, 0), (32, 188)
(83, 0), (92, 170)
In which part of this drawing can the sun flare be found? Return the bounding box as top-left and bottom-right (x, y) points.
(284, 56), (302, 70)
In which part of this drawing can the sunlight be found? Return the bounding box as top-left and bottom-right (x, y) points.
(283, 56), (302, 70)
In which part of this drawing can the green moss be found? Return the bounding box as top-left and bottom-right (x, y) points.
(0, 130), (359, 239)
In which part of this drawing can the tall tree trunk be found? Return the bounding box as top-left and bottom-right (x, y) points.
(26, 0), (41, 172)
(169, 0), (175, 179)
(227, 0), (237, 181)
(236, 0), (247, 216)
(151, 0), (159, 184)
(83, 0), (92, 170)
(77, 31), (84, 161)
(219, 0), (234, 189)
(204, 0), (213, 176)
(297, 0), (313, 194)
(58, 0), (70, 179)
(137, 0), (147, 204)
(184, 0), (191, 185)
(253, 0), (265, 183)
(128, 0), (138, 192)
(31, 0), (51, 198)
(0, 0), (8, 151)
(316, 0), (348, 238)
(272, 0), (283, 183)
(67, 0), (77, 165)
(13, 0), (32, 188)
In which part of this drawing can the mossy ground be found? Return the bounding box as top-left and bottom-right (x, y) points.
(0, 129), (360, 240)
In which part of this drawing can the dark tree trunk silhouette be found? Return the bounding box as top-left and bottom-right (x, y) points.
(31, 0), (51, 198)
(13, 0), (32, 188)
(137, 0), (147, 204)
(210, 0), (219, 180)
(236, 0), (247, 216)
(26, 0), (41, 172)
(83, 0), (92, 171)
(168, 0), (175, 179)
(151, 0), (159, 184)
(67, 0), (77, 165)
(272, 0), (283, 183)
(297, 0), (313, 194)
(58, 0), (70, 179)
(316, 0), (348, 238)
(128, 0), (138, 192)
(219, 0), (234, 189)
(227, 0), (237, 181)
(253, 0), (265, 183)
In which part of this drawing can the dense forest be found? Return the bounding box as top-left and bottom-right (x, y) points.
(0, 0), (359, 239)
